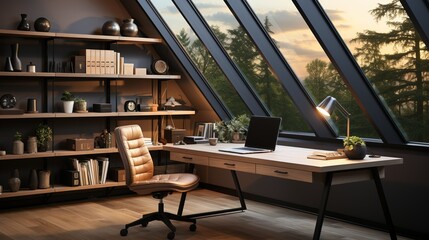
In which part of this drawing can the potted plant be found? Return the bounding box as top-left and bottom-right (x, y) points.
(74, 97), (87, 113)
(343, 136), (367, 160)
(12, 132), (24, 155)
(61, 91), (75, 113)
(215, 114), (250, 142)
(35, 124), (52, 152)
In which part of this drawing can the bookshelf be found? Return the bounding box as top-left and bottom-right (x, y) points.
(0, 29), (194, 199)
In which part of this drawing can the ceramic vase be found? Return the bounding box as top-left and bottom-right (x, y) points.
(34, 17), (51, 32)
(102, 20), (120, 36)
(121, 18), (138, 37)
(9, 169), (21, 192)
(4, 57), (13, 72)
(13, 139), (24, 155)
(17, 13), (31, 31)
(38, 170), (50, 189)
(27, 136), (38, 153)
(29, 169), (38, 190)
(11, 43), (22, 72)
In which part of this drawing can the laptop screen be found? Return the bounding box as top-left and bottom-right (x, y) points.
(245, 116), (282, 151)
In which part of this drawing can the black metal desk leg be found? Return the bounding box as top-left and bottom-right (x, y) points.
(371, 168), (397, 240)
(313, 172), (333, 240)
(231, 170), (247, 210)
(177, 192), (187, 216)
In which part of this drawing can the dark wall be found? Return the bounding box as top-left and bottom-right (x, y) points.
(0, 1), (428, 238)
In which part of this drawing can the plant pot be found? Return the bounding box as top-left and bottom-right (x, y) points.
(9, 169), (21, 192)
(75, 101), (87, 112)
(37, 142), (48, 152)
(344, 144), (367, 160)
(63, 100), (74, 113)
(13, 140), (24, 155)
(38, 170), (50, 189)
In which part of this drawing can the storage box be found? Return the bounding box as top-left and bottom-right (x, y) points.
(109, 167), (125, 182)
(123, 63), (134, 75)
(134, 67), (147, 75)
(73, 55), (86, 73)
(164, 129), (186, 143)
(61, 170), (80, 186)
(66, 138), (94, 151)
(93, 103), (111, 112)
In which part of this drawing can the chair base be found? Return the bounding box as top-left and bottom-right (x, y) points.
(120, 197), (196, 240)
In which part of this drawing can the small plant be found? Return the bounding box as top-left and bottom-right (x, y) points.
(343, 136), (366, 151)
(215, 114), (250, 142)
(14, 132), (22, 141)
(61, 91), (75, 101)
(35, 124), (53, 146)
(74, 97), (85, 103)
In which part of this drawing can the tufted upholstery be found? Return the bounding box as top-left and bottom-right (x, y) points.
(115, 124), (199, 195)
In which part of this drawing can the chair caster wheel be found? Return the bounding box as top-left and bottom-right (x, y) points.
(167, 231), (175, 240)
(189, 223), (197, 232)
(141, 222), (148, 227)
(120, 228), (128, 236)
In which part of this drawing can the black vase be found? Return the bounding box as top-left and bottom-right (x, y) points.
(11, 43), (22, 72)
(29, 169), (38, 190)
(34, 17), (51, 32)
(4, 57), (14, 72)
(102, 20), (120, 36)
(121, 18), (138, 37)
(17, 13), (31, 31)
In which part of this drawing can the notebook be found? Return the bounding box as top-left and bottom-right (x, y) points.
(219, 116), (282, 154)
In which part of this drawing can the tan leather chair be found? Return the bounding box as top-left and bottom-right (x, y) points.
(115, 125), (199, 240)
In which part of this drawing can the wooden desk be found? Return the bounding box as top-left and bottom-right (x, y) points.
(164, 143), (403, 240)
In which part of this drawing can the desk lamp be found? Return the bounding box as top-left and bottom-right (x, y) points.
(316, 96), (351, 138)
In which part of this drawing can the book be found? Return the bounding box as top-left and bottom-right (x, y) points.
(97, 157), (109, 184)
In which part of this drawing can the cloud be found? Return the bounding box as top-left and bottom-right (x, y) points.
(278, 40), (326, 59)
(204, 12), (239, 28)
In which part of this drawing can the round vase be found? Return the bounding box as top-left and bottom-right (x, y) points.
(102, 20), (120, 36)
(13, 140), (24, 155)
(17, 13), (31, 31)
(121, 18), (138, 37)
(29, 169), (38, 190)
(9, 169), (21, 192)
(344, 144), (367, 160)
(34, 17), (51, 32)
(11, 43), (22, 72)
(38, 170), (50, 189)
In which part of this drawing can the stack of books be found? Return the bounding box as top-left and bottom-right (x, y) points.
(77, 49), (141, 75)
(143, 137), (153, 147)
(70, 157), (109, 186)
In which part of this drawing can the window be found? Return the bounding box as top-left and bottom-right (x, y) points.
(247, 0), (379, 138)
(319, 0), (429, 143)
(151, 0), (250, 116)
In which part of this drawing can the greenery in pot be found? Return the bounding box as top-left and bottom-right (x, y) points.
(215, 114), (250, 142)
(35, 124), (52, 152)
(14, 131), (22, 141)
(343, 136), (366, 150)
(74, 97), (87, 112)
(61, 91), (75, 101)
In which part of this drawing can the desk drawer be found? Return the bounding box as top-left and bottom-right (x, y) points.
(170, 152), (209, 166)
(256, 165), (313, 183)
(209, 158), (255, 173)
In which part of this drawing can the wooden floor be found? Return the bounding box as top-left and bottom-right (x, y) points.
(0, 189), (410, 240)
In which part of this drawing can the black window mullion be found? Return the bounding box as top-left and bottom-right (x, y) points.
(225, 0), (335, 139)
(293, 0), (406, 144)
(123, 0), (231, 120)
(400, 0), (429, 48)
(173, 0), (269, 116)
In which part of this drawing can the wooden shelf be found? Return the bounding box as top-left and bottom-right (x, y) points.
(0, 181), (127, 199)
(0, 110), (195, 119)
(0, 71), (181, 80)
(0, 29), (162, 44)
(0, 145), (164, 161)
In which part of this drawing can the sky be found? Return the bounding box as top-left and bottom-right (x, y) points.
(151, 0), (396, 79)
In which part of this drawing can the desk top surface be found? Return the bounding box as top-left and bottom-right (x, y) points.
(164, 143), (403, 173)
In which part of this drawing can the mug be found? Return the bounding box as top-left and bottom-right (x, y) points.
(209, 137), (218, 146)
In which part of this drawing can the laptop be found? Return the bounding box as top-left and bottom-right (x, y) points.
(219, 116), (282, 154)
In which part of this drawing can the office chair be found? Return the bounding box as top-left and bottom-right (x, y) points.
(115, 125), (199, 240)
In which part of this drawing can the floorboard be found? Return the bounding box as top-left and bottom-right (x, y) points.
(0, 189), (411, 240)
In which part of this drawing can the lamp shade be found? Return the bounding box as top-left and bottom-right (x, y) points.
(316, 96), (336, 117)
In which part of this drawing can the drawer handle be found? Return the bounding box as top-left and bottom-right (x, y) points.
(182, 156), (193, 160)
(274, 170), (288, 175)
(224, 163), (236, 167)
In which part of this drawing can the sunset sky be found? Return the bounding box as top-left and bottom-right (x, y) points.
(152, 0), (396, 79)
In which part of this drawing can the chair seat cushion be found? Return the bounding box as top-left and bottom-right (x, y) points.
(129, 173), (199, 195)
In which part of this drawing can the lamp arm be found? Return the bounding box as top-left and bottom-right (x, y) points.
(335, 101), (351, 117)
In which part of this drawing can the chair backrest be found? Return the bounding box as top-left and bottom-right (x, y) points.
(115, 125), (154, 186)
